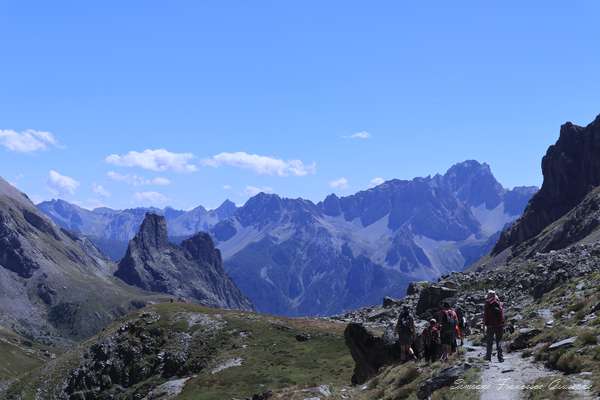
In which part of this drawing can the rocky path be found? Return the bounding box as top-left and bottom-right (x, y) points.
(464, 341), (594, 400)
(465, 341), (555, 400)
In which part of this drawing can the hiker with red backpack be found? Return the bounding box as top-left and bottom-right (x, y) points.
(395, 305), (417, 361)
(438, 302), (458, 362)
(483, 290), (505, 362)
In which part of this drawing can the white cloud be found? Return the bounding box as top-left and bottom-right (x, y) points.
(223, 184), (232, 190)
(203, 152), (316, 177)
(92, 183), (111, 198)
(345, 131), (371, 140)
(151, 177), (171, 186)
(134, 191), (169, 206)
(0, 129), (59, 153)
(73, 199), (108, 210)
(369, 177), (385, 188)
(48, 170), (79, 195)
(245, 185), (273, 197)
(329, 177), (349, 190)
(105, 149), (197, 172)
(107, 171), (171, 186)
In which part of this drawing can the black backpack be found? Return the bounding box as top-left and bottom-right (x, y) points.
(397, 313), (414, 333)
(491, 302), (502, 320)
(441, 309), (457, 332)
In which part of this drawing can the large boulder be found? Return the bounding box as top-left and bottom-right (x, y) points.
(509, 328), (542, 351)
(416, 285), (457, 316)
(406, 281), (429, 296)
(344, 323), (401, 384)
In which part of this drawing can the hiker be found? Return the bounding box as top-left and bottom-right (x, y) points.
(438, 301), (458, 361)
(455, 305), (466, 346)
(483, 290), (505, 362)
(396, 305), (416, 361)
(422, 318), (441, 362)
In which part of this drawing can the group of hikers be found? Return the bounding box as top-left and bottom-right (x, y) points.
(395, 290), (505, 363)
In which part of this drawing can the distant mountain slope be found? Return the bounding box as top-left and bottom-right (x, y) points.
(115, 213), (253, 311)
(37, 199), (238, 260)
(212, 160), (536, 316)
(0, 177), (155, 342)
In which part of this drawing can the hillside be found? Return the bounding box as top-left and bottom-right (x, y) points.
(0, 177), (161, 343)
(4, 302), (356, 400)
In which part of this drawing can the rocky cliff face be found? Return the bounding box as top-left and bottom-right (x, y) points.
(214, 161), (536, 316)
(0, 177), (150, 342)
(494, 115), (600, 255)
(115, 213), (253, 310)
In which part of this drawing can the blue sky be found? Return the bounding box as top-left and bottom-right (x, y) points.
(1, 1), (599, 210)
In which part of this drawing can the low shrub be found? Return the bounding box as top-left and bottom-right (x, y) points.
(578, 331), (598, 346)
(555, 351), (583, 374)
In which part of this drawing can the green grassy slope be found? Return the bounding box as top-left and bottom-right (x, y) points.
(4, 302), (355, 400)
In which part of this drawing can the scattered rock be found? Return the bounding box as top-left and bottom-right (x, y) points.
(416, 363), (471, 399)
(145, 377), (191, 399)
(383, 296), (402, 308)
(548, 336), (577, 350)
(211, 358), (243, 374)
(295, 333), (312, 342)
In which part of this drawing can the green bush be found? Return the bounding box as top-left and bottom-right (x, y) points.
(555, 351), (583, 374)
(578, 331), (598, 346)
(569, 301), (586, 313)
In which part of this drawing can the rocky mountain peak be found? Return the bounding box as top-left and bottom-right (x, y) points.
(443, 160), (504, 209)
(214, 199), (237, 219)
(181, 232), (221, 267)
(115, 213), (253, 310)
(135, 213), (169, 250)
(237, 193), (284, 227)
(494, 114), (600, 255)
(321, 193), (342, 217)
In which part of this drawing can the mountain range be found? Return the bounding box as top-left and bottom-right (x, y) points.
(38, 199), (238, 260)
(38, 160), (537, 316)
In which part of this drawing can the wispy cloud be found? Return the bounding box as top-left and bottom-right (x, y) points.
(344, 131), (371, 140)
(134, 191), (169, 206)
(0, 129), (59, 153)
(369, 177), (385, 187)
(73, 199), (108, 210)
(203, 151), (316, 177)
(106, 149), (197, 172)
(107, 171), (171, 186)
(92, 183), (111, 198)
(223, 184), (232, 190)
(245, 185), (273, 197)
(329, 177), (349, 190)
(48, 170), (79, 195)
